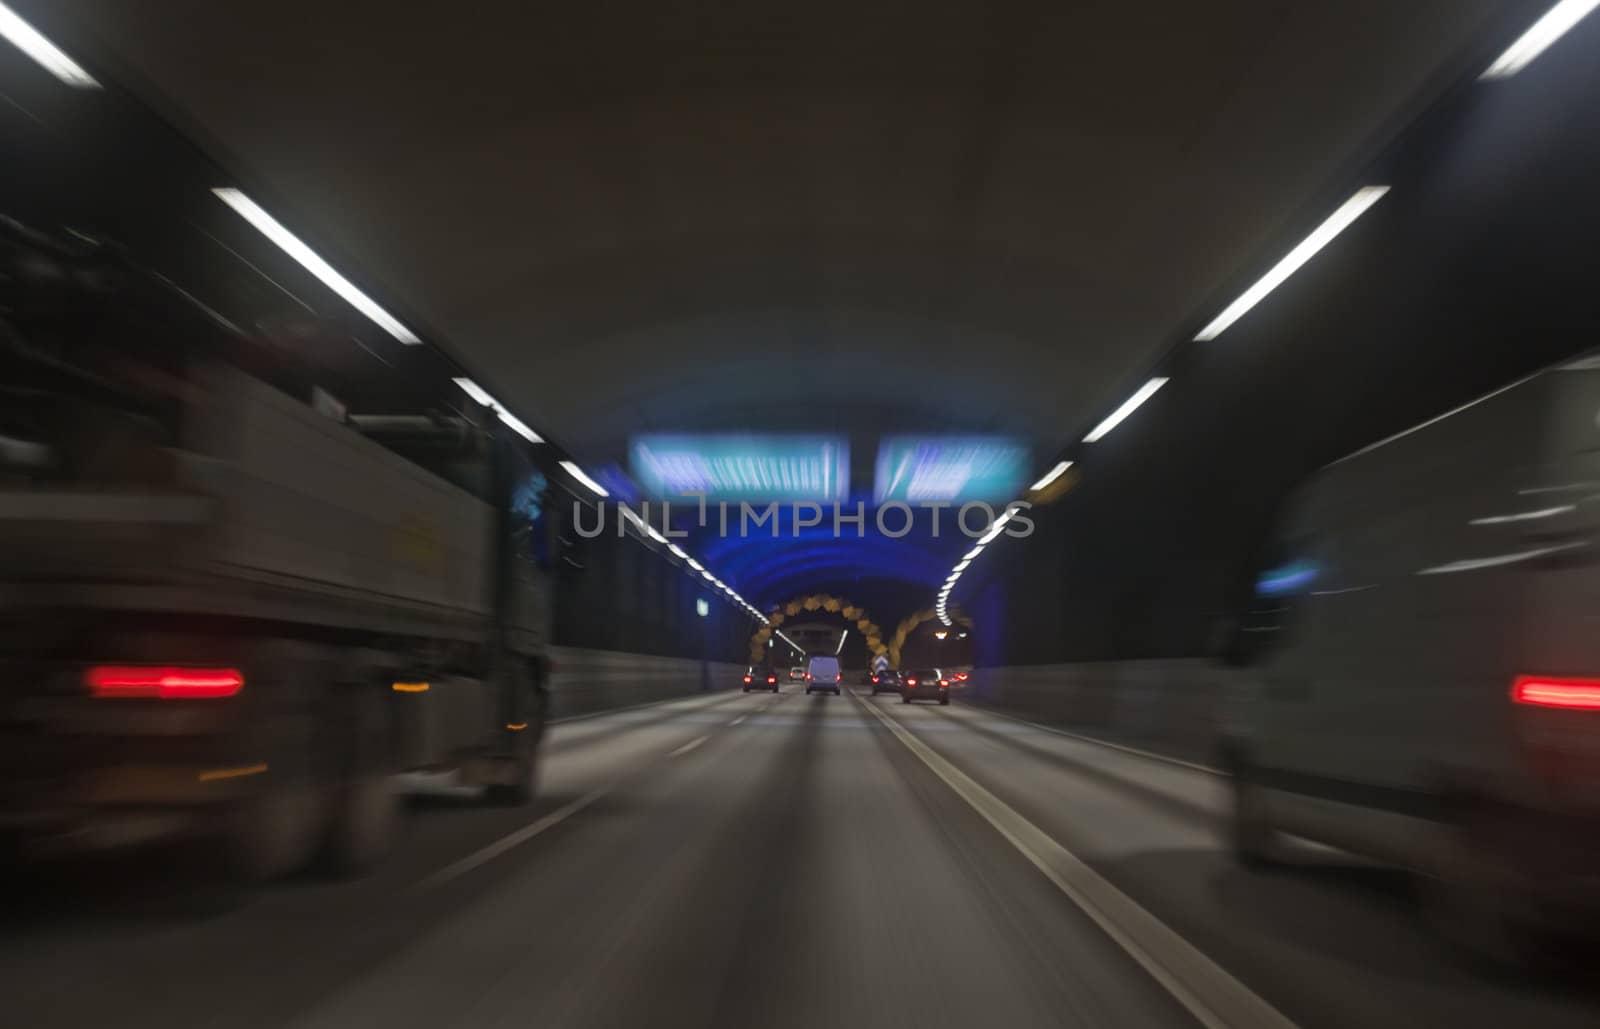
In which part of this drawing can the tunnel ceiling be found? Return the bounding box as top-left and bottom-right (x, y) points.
(38, 0), (1535, 467)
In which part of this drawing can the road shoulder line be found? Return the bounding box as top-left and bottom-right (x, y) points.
(852, 691), (1298, 1029)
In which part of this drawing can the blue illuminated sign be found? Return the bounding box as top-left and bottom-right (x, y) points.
(874, 437), (1030, 503)
(631, 435), (849, 502)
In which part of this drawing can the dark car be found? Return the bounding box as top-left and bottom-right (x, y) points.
(741, 666), (780, 692)
(868, 669), (902, 695)
(900, 668), (950, 705)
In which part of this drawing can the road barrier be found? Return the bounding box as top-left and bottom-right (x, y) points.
(962, 659), (1227, 766)
(547, 647), (746, 719)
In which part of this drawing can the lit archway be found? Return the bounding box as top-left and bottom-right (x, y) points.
(887, 606), (975, 669)
(749, 593), (887, 665)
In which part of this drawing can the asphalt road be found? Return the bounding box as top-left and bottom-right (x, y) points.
(1, 685), (1596, 1029)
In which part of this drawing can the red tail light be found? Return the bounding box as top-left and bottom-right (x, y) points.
(835, 673), (841, 682)
(1513, 675), (1600, 710)
(767, 676), (776, 684)
(87, 666), (244, 699)
(743, 675), (752, 683)
(939, 679), (949, 687)
(906, 677), (918, 686)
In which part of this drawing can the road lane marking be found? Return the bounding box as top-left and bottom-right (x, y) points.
(729, 715), (747, 726)
(418, 695), (782, 890)
(668, 735), (709, 757)
(852, 691), (1299, 1029)
(414, 787), (611, 890)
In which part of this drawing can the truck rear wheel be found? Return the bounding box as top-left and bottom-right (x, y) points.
(486, 729), (538, 806)
(323, 686), (398, 875)
(223, 641), (328, 883)
(224, 780), (323, 883)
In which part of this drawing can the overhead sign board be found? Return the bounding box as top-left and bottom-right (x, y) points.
(631, 434), (849, 502)
(874, 436), (1030, 503)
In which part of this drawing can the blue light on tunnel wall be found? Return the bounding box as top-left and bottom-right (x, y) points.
(698, 522), (959, 607)
(1255, 561), (1318, 597)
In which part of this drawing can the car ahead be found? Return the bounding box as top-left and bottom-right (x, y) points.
(868, 669), (902, 695)
(901, 669), (950, 705)
(741, 666), (779, 693)
(804, 655), (842, 695)
(788, 666), (806, 681)
(1220, 350), (1600, 961)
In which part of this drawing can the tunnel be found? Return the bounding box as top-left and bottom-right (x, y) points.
(4, 2), (1600, 1026)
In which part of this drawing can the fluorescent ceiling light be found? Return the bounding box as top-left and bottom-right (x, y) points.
(700, 569), (716, 582)
(453, 378), (543, 443)
(452, 377), (494, 407)
(1482, 0), (1600, 79)
(1193, 187), (1389, 342)
(212, 188), (420, 344)
(645, 525), (667, 544)
(686, 558), (704, 571)
(953, 560), (970, 572)
(559, 460), (609, 497)
(1029, 461), (1073, 492)
(836, 630), (848, 655)
(668, 544), (687, 559)
(0, 3), (98, 88)
(1083, 377), (1170, 443)
(496, 409), (542, 444)
(963, 546), (984, 561)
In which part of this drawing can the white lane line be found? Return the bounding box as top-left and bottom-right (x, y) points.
(729, 715), (747, 726)
(668, 735), (709, 758)
(967, 703), (1222, 777)
(852, 693), (1299, 1029)
(414, 787), (610, 891)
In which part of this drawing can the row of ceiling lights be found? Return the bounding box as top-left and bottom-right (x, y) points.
(6, 1), (1591, 633)
(931, 0), (1597, 625)
(0, 2), (767, 629)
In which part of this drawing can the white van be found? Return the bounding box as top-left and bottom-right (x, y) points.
(1222, 353), (1600, 957)
(804, 655), (841, 695)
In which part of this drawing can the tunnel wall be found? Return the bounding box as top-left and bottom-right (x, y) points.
(547, 646), (745, 720)
(963, 659), (1227, 767)
(551, 511), (759, 665)
(971, 22), (1600, 668)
